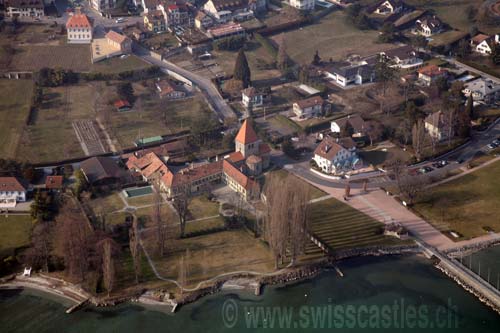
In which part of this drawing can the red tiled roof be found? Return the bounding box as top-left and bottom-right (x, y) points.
(66, 13), (92, 29)
(163, 161), (223, 188)
(235, 119), (259, 144)
(471, 34), (490, 45)
(106, 30), (129, 45)
(227, 151), (245, 163)
(417, 65), (448, 78)
(246, 154), (262, 164)
(0, 177), (26, 192)
(295, 96), (324, 109)
(45, 175), (63, 189)
(314, 136), (346, 161)
(156, 80), (175, 94)
(114, 99), (130, 109)
(259, 143), (271, 155)
(223, 160), (256, 191)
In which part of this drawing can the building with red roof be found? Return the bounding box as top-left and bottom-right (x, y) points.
(417, 65), (448, 86)
(0, 177), (27, 208)
(45, 175), (64, 191)
(66, 8), (93, 44)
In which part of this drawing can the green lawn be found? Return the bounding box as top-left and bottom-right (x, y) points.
(429, 30), (469, 47)
(309, 198), (409, 251)
(188, 196), (220, 220)
(0, 215), (32, 256)
(414, 161), (500, 240)
(89, 55), (152, 74)
(0, 79), (33, 159)
(273, 10), (398, 63)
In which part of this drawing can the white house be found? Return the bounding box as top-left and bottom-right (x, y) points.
(470, 34), (496, 55)
(462, 78), (500, 104)
(372, 0), (404, 15)
(324, 62), (375, 88)
(204, 0), (249, 22)
(379, 45), (423, 69)
(91, 0), (115, 13)
(66, 9), (93, 44)
(241, 87), (263, 109)
(289, 0), (315, 11)
(415, 16), (443, 37)
(313, 136), (360, 174)
(156, 80), (186, 99)
(424, 111), (452, 141)
(5, 0), (44, 17)
(331, 115), (366, 137)
(0, 177), (27, 208)
(293, 96), (324, 119)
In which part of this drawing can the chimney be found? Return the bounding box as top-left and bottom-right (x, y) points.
(75, 6), (82, 15)
(215, 155), (219, 162)
(190, 163), (194, 170)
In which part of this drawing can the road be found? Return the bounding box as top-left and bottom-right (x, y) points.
(443, 56), (500, 85)
(134, 46), (236, 123)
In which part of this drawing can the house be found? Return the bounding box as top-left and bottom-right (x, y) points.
(161, 161), (223, 197)
(462, 78), (500, 104)
(126, 152), (170, 182)
(207, 22), (245, 40)
(371, 0), (404, 15)
(293, 96), (324, 119)
(222, 160), (260, 201)
(248, 0), (267, 13)
(289, 0), (314, 11)
(5, 0), (44, 17)
(379, 45), (422, 69)
(140, 0), (160, 14)
(415, 16), (443, 37)
(424, 110), (452, 141)
(203, 0), (249, 22)
(66, 8), (92, 44)
(331, 115), (366, 137)
(417, 65), (448, 86)
(114, 99), (131, 112)
(233, 118), (271, 170)
(105, 30), (132, 54)
(144, 10), (167, 33)
(324, 62), (375, 87)
(0, 177), (27, 208)
(162, 3), (194, 28)
(80, 156), (124, 185)
(155, 80), (186, 99)
(470, 34), (496, 55)
(313, 136), (361, 175)
(45, 175), (64, 191)
(241, 87), (263, 109)
(129, 27), (148, 41)
(195, 11), (214, 30)
(90, 0), (115, 13)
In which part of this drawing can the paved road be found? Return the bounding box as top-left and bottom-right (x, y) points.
(134, 47), (236, 123)
(443, 56), (500, 84)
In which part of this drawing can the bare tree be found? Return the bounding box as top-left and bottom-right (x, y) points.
(287, 176), (311, 264)
(412, 118), (426, 161)
(100, 238), (117, 297)
(399, 175), (428, 205)
(344, 183), (351, 198)
(264, 174), (288, 269)
(152, 180), (167, 256)
(129, 215), (142, 284)
(172, 191), (191, 238)
(25, 221), (53, 272)
(386, 157), (406, 194)
(178, 253), (187, 294)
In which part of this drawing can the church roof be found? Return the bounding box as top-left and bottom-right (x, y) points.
(235, 119), (259, 144)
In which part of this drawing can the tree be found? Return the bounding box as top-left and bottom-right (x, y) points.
(129, 215), (141, 284)
(281, 138), (295, 158)
(365, 120), (384, 146)
(298, 65), (310, 84)
(172, 191), (191, 238)
(277, 34), (290, 71)
(178, 253), (187, 294)
(456, 39), (470, 59)
(399, 175), (428, 205)
(152, 181), (167, 256)
(455, 108), (471, 139)
(412, 118), (426, 161)
(491, 43), (500, 66)
(375, 54), (398, 97)
(100, 238), (117, 297)
(24, 221), (53, 272)
(233, 49), (251, 88)
(434, 76), (449, 97)
(117, 82), (135, 104)
(312, 50), (321, 66)
(465, 94), (474, 119)
(340, 120), (355, 138)
(73, 169), (88, 198)
(386, 157), (406, 194)
(411, 35), (428, 50)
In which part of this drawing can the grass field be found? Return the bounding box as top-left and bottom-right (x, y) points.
(414, 160), (500, 240)
(309, 198), (408, 251)
(273, 10), (398, 63)
(89, 55), (152, 74)
(10, 44), (91, 72)
(0, 215), (32, 256)
(17, 84), (95, 162)
(0, 79), (33, 159)
(429, 30), (469, 47)
(263, 169), (327, 200)
(188, 196), (220, 220)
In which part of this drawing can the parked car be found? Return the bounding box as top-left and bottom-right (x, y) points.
(418, 166), (433, 174)
(116, 17), (126, 23)
(487, 142), (498, 149)
(432, 160), (448, 168)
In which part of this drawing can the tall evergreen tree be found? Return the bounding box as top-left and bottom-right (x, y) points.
(233, 49), (251, 88)
(491, 43), (500, 66)
(277, 36), (290, 71)
(312, 50), (321, 65)
(465, 94), (474, 119)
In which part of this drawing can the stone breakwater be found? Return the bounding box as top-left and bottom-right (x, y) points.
(434, 263), (500, 315)
(446, 239), (500, 258)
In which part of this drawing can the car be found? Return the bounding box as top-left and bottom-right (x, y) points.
(487, 143), (497, 149)
(433, 160), (448, 168)
(115, 18), (125, 23)
(493, 139), (500, 145)
(418, 166), (433, 174)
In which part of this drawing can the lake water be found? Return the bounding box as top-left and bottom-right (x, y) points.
(1, 255), (499, 332)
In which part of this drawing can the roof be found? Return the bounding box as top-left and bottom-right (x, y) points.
(464, 78), (500, 97)
(45, 175), (64, 189)
(227, 151), (245, 163)
(147, 9), (164, 20)
(208, 0), (248, 11)
(246, 154), (262, 164)
(114, 99), (130, 109)
(208, 22), (244, 38)
(242, 87), (261, 98)
(106, 30), (129, 45)
(235, 119), (259, 144)
(314, 136), (348, 161)
(135, 140), (189, 158)
(66, 13), (92, 29)
(195, 11), (208, 20)
(295, 96), (324, 109)
(471, 34), (491, 45)
(126, 152), (170, 179)
(259, 143), (271, 155)
(6, 0), (44, 9)
(333, 115), (366, 133)
(0, 177), (26, 192)
(382, 45), (418, 61)
(80, 157), (122, 184)
(163, 160), (223, 188)
(416, 16), (442, 30)
(156, 80), (177, 95)
(222, 160), (256, 191)
(417, 64), (448, 78)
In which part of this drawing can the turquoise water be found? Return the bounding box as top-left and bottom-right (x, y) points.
(1, 255), (499, 332)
